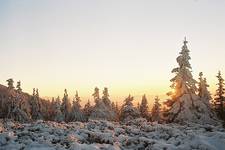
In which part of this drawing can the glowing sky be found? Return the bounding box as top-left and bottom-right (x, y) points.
(0, 0), (225, 106)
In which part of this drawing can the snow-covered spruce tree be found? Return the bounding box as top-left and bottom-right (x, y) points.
(102, 87), (111, 107)
(35, 89), (43, 119)
(92, 87), (100, 105)
(16, 81), (23, 108)
(163, 39), (217, 124)
(198, 72), (212, 102)
(48, 97), (55, 120)
(30, 88), (43, 120)
(83, 99), (92, 120)
(70, 91), (85, 122)
(61, 89), (71, 122)
(151, 96), (161, 122)
(140, 94), (150, 120)
(6, 86), (30, 122)
(111, 101), (120, 121)
(6, 78), (14, 89)
(102, 87), (116, 119)
(120, 94), (140, 122)
(9, 98), (30, 122)
(111, 102), (117, 120)
(16, 81), (22, 93)
(196, 72), (217, 121)
(53, 96), (64, 122)
(90, 87), (115, 120)
(15, 84), (31, 122)
(214, 71), (225, 120)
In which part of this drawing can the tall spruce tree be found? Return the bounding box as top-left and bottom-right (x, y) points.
(83, 99), (92, 120)
(6, 78), (14, 89)
(61, 89), (71, 122)
(196, 72), (217, 121)
(102, 87), (111, 107)
(16, 81), (22, 93)
(35, 89), (42, 117)
(30, 88), (42, 120)
(6, 83), (30, 122)
(167, 38), (197, 99)
(214, 71), (225, 120)
(53, 96), (64, 122)
(112, 101), (120, 121)
(120, 95), (140, 122)
(198, 72), (211, 102)
(151, 96), (161, 122)
(92, 87), (100, 105)
(70, 91), (85, 122)
(139, 94), (149, 120)
(163, 38), (217, 124)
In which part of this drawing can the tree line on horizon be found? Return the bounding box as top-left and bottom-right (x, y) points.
(0, 81), (159, 123)
(0, 39), (225, 125)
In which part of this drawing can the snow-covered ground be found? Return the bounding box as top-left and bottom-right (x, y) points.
(0, 119), (225, 150)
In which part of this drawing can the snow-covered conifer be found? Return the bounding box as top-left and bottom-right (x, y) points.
(53, 96), (64, 122)
(214, 71), (225, 119)
(70, 91), (85, 122)
(163, 38), (218, 124)
(90, 87), (115, 120)
(198, 72), (211, 101)
(83, 99), (92, 121)
(167, 39), (197, 99)
(102, 87), (111, 107)
(111, 101), (120, 121)
(196, 72), (217, 121)
(92, 87), (100, 105)
(140, 94), (149, 120)
(16, 81), (22, 93)
(120, 95), (140, 122)
(151, 96), (161, 122)
(30, 88), (43, 120)
(6, 89), (30, 122)
(61, 89), (71, 122)
(6, 78), (14, 89)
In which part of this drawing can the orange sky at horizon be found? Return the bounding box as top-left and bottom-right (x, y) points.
(0, 70), (221, 108)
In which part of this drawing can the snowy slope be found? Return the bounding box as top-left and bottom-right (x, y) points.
(0, 119), (224, 150)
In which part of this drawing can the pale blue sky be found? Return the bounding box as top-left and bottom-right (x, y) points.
(0, 0), (225, 105)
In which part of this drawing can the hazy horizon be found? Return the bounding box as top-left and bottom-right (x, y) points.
(1, 0), (225, 106)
